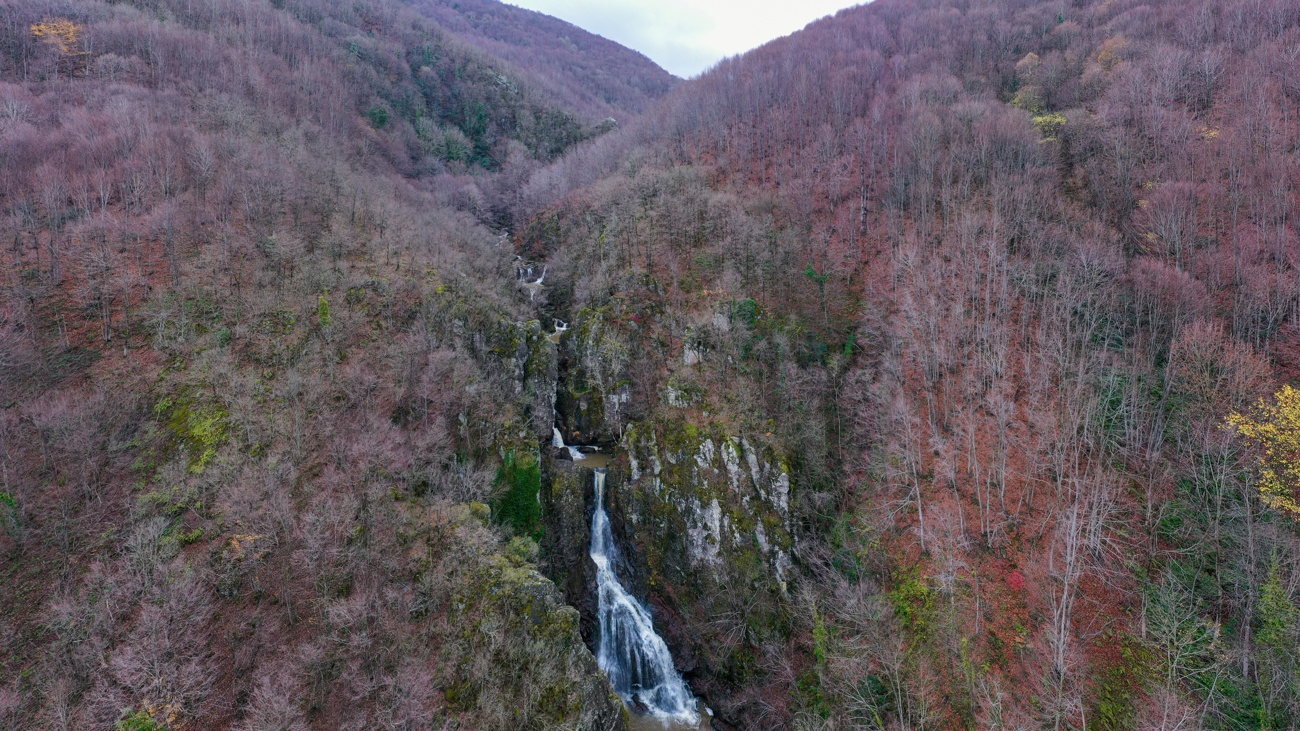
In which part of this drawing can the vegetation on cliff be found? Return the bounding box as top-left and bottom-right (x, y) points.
(4, 0), (1300, 729)
(0, 0), (649, 727)
(523, 0), (1300, 727)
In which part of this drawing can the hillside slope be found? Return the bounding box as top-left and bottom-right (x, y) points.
(519, 0), (1300, 727)
(412, 0), (679, 119)
(4, 0), (1300, 729)
(0, 0), (643, 729)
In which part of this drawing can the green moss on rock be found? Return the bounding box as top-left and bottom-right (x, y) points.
(449, 551), (625, 730)
(612, 416), (796, 703)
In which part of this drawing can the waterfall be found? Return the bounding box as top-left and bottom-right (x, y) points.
(553, 426), (586, 461)
(590, 469), (698, 723)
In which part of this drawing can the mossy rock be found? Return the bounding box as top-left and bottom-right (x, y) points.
(425, 285), (556, 440)
(539, 464), (598, 638)
(560, 306), (633, 442)
(449, 552), (626, 731)
(607, 417), (796, 705)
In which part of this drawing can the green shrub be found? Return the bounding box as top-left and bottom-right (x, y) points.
(154, 394), (229, 474)
(116, 709), (167, 731)
(317, 292), (332, 329)
(1011, 85), (1045, 114)
(889, 573), (934, 637)
(795, 668), (830, 719)
(493, 450), (541, 538)
(812, 603), (829, 667)
(1093, 636), (1154, 731)
(731, 298), (759, 328)
(0, 491), (17, 535)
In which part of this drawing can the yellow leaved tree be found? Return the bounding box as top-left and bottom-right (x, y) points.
(1228, 385), (1300, 519)
(31, 18), (89, 77)
(30, 19), (85, 55)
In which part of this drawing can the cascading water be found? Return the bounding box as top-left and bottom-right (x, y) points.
(590, 468), (699, 724)
(539, 275), (695, 723)
(553, 426), (586, 461)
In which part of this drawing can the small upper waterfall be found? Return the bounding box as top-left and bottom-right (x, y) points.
(553, 426), (586, 461)
(549, 318), (569, 343)
(590, 469), (699, 724)
(521, 264), (548, 301)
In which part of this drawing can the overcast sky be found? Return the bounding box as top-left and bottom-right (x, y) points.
(506, 1), (866, 78)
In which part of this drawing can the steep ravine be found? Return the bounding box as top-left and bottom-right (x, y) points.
(529, 277), (797, 729)
(528, 273), (701, 727)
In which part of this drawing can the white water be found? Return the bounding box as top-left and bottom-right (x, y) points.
(553, 426), (586, 461)
(521, 265), (547, 301)
(590, 469), (699, 724)
(549, 318), (569, 343)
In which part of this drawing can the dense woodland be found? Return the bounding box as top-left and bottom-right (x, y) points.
(2, 0), (1300, 730)
(0, 0), (662, 728)
(521, 0), (1300, 727)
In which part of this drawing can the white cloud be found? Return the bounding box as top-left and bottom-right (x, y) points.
(505, 0), (866, 78)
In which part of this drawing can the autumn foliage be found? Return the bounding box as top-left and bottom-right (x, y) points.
(2, 0), (1300, 729)
(514, 0), (1300, 726)
(1230, 386), (1300, 519)
(29, 18), (83, 55)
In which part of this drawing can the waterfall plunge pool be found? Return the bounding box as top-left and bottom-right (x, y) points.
(552, 427), (614, 468)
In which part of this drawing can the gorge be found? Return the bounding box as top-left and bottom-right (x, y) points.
(3, 0), (1300, 729)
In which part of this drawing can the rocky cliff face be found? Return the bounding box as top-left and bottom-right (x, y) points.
(540, 463), (601, 641)
(555, 305), (636, 446)
(422, 288), (629, 729)
(427, 285), (560, 444)
(614, 420), (795, 722)
(621, 420), (793, 595)
(539, 303), (798, 726)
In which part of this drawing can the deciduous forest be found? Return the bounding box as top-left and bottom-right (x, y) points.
(1, 0), (1298, 730)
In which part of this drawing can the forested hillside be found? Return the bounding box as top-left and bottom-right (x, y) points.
(2, 0), (1300, 729)
(412, 0), (678, 118)
(520, 0), (1300, 728)
(0, 0), (673, 728)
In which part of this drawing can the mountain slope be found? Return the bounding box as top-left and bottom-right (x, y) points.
(412, 0), (679, 119)
(0, 0), (640, 728)
(4, 0), (1300, 729)
(518, 0), (1300, 727)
